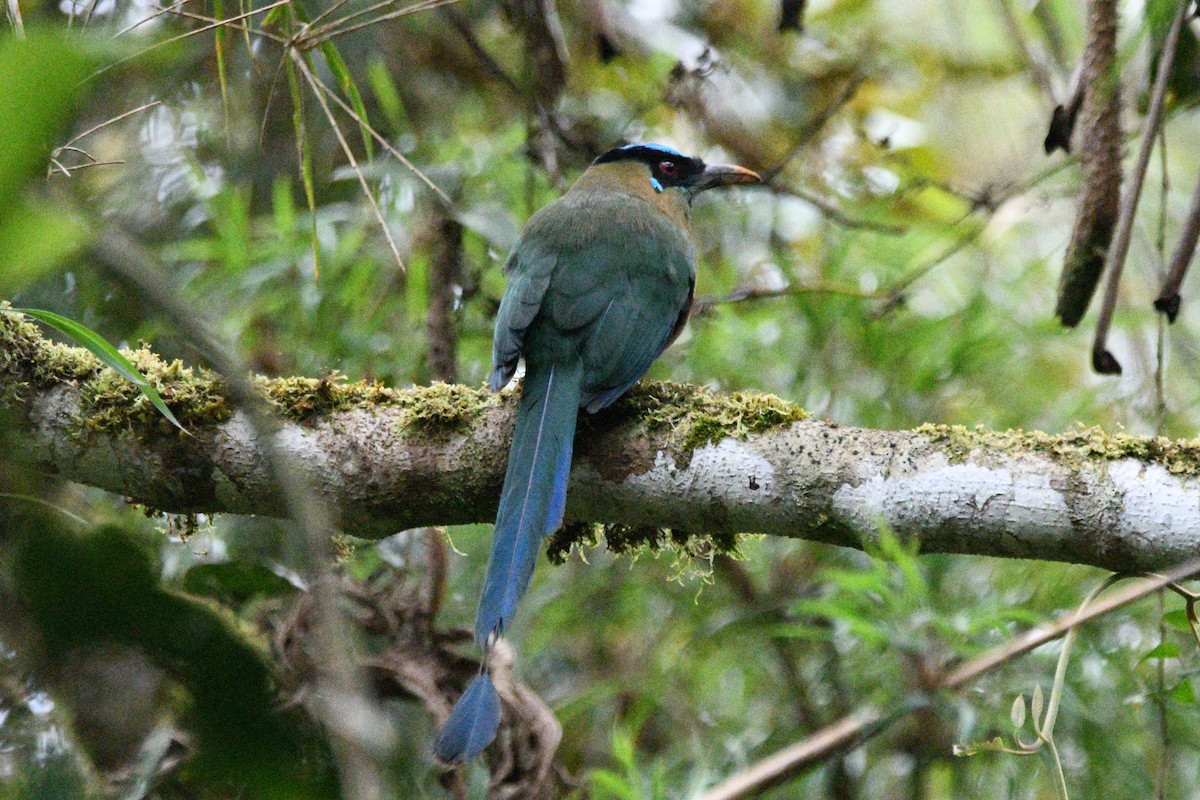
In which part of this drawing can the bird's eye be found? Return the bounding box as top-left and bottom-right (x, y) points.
(658, 161), (677, 176)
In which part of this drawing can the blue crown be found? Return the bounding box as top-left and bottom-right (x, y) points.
(593, 142), (690, 165)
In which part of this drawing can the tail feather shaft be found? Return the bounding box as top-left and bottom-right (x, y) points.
(475, 360), (582, 644)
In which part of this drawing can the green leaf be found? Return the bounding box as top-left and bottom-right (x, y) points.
(366, 56), (407, 132)
(1139, 641), (1180, 663)
(1171, 678), (1197, 705)
(588, 769), (640, 800)
(8, 308), (187, 433)
(0, 34), (92, 213)
(285, 52), (320, 280)
(1162, 609), (1192, 631)
(319, 41), (375, 159)
(182, 562), (296, 605)
(1030, 684), (1044, 728)
(0, 200), (90, 292)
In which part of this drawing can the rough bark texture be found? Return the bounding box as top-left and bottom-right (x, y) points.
(5, 308), (1200, 573)
(1056, 0), (1122, 327)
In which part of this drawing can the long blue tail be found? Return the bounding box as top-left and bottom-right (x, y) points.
(434, 360), (582, 763)
(432, 674), (501, 764)
(477, 359), (582, 643)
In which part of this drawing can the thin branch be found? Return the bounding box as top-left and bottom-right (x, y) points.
(767, 184), (907, 235)
(299, 60), (453, 207)
(440, 6), (523, 96)
(157, 4), (275, 42)
(1091, 0), (1190, 373)
(703, 558), (1200, 800)
(1055, 0), (1121, 326)
(992, 0), (1055, 98)
(299, 0), (463, 49)
(89, 0), (293, 81)
(59, 100), (161, 147)
(761, 69), (868, 182)
(47, 101), (160, 178)
(292, 52), (407, 271)
(693, 282), (885, 314)
(1154, 166), (1200, 321)
(111, 0), (190, 38)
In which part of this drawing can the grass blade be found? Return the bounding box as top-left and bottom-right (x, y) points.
(9, 308), (188, 433)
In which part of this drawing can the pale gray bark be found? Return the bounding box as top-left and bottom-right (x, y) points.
(8, 358), (1200, 573)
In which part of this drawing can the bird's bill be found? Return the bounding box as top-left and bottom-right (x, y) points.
(695, 163), (762, 192)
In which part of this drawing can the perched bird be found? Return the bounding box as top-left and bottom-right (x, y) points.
(434, 143), (760, 763)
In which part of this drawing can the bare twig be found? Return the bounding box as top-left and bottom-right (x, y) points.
(1055, 0), (1121, 327)
(298, 59), (453, 206)
(702, 557), (1200, 800)
(1091, 0), (1190, 373)
(47, 101), (160, 178)
(992, 0), (1055, 97)
(441, 6), (523, 96)
(693, 282), (885, 314)
(761, 69), (868, 182)
(63, 102), (162, 147)
(1154, 167), (1200, 321)
(768, 184), (907, 235)
(299, 0), (463, 49)
(111, 0), (189, 38)
(292, 52), (407, 271)
(89, 0), (292, 80)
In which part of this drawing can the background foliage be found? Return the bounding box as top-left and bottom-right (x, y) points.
(3, 0), (1200, 798)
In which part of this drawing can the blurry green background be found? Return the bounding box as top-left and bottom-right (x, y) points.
(3, 0), (1200, 797)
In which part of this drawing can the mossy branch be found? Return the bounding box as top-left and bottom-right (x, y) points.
(5, 306), (1200, 572)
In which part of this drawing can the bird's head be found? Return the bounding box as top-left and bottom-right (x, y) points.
(590, 143), (761, 199)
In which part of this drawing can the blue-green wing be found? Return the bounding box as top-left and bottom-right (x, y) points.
(536, 197), (695, 410)
(490, 244), (556, 391)
(492, 192), (695, 408)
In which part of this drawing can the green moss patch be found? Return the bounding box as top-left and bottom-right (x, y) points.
(620, 381), (808, 452)
(917, 423), (1200, 476)
(546, 520), (744, 566)
(1, 306), (503, 437)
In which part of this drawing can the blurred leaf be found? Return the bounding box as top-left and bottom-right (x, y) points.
(1011, 694), (1026, 729)
(182, 561), (296, 606)
(9, 308), (186, 433)
(589, 769), (642, 800)
(1171, 678), (1197, 705)
(319, 41), (375, 160)
(366, 56), (407, 132)
(1140, 641), (1181, 663)
(0, 200), (90, 292)
(11, 513), (337, 799)
(0, 33), (91, 213)
(1163, 608), (1193, 631)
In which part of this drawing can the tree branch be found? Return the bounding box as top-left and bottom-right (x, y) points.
(5, 306), (1200, 572)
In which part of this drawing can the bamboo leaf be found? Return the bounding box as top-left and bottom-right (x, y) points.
(9, 308), (187, 434)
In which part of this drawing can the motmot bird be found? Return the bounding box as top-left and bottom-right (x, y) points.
(434, 143), (760, 763)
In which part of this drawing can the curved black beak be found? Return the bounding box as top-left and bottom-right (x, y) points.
(694, 163), (762, 192)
